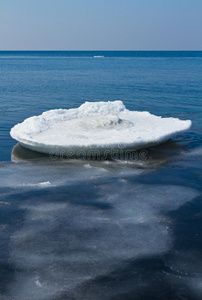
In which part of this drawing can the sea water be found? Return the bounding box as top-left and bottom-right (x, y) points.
(0, 51), (202, 300)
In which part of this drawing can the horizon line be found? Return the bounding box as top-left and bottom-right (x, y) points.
(0, 49), (202, 52)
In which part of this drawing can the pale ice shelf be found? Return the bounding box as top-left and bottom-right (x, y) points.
(10, 101), (192, 157)
(0, 174), (199, 300)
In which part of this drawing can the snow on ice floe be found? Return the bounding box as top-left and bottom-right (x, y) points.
(10, 101), (192, 157)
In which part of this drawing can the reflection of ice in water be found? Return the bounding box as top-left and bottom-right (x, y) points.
(11, 139), (187, 168)
(3, 175), (198, 300)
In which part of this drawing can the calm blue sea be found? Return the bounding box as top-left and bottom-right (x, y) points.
(0, 51), (202, 300)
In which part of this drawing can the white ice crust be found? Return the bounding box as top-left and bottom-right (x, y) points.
(10, 101), (192, 155)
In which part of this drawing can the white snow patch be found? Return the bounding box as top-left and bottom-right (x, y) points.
(35, 279), (42, 288)
(20, 181), (51, 188)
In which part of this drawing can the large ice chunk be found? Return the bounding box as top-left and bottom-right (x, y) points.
(10, 101), (192, 156)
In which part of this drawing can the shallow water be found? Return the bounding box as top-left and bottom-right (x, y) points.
(0, 51), (202, 300)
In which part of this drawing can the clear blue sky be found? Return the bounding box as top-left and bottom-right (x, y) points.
(0, 0), (202, 50)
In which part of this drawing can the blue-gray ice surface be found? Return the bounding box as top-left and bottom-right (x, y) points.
(0, 149), (200, 300)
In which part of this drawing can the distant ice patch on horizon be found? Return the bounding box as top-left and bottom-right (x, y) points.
(10, 101), (192, 157)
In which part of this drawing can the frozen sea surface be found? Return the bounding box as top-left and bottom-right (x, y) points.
(0, 143), (202, 300)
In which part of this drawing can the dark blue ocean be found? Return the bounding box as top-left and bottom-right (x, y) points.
(0, 51), (202, 300)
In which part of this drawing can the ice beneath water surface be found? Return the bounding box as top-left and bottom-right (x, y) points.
(0, 159), (199, 300)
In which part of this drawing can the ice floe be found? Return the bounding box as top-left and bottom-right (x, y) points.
(10, 101), (191, 157)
